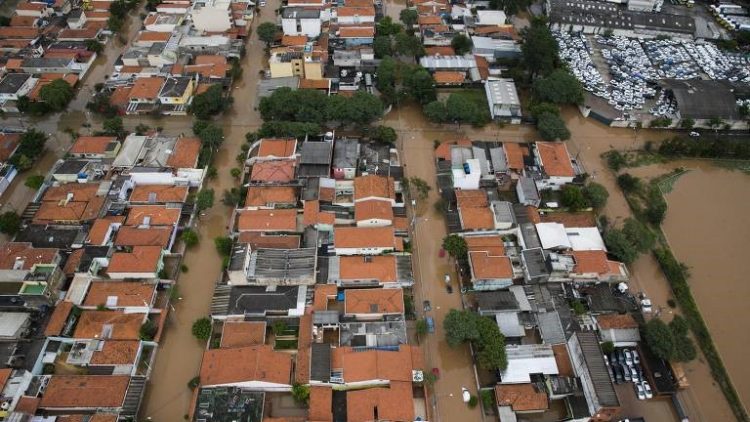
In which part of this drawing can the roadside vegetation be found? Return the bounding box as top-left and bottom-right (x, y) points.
(443, 309), (507, 371)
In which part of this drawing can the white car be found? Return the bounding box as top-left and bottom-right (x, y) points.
(689, 131), (700, 137)
(641, 298), (653, 313)
(633, 351), (640, 365)
(461, 387), (471, 403)
(635, 383), (646, 400)
(642, 381), (653, 399)
(624, 349), (633, 366)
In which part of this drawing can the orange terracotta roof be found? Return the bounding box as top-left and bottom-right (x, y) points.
(87, 216), (124, 245)
(503, 142), (527, 171)
(495, 384), (549, 412)
(569, 250), (611, 275)
(552, 343), (573, 376)
(85, 10), (111, 19)
(354, 175), (395, 201)
(44, 301), (73, 336)
(128, 77), (165, 100)
(333, 345), (420, 383)
(257, 138), (297, 158)
(58, 27), (100, 39)
(313, 284), (337, 311)
(540, 211), (597, 228)
(309, 386), (333, 422)
(0, 242), (58, 270)
(346, 381), (414, 422)
(74, 310), (143, 340)
(114, 226), (172, 248)
(344, 0), (371, 6)
(63, 249), (84, 275)
(220, 321), (266, 348)
(0, 368), (11, 392)
(296, 313), (312, 384)
(35, 196), (104, 223)
(455, 189), (489, 208)
(303, 200), (335, 227)
(354, 199), (393, 222)
(250, 160), (296, 183)
(299, 78), (331, 90)
(90, 340), (140, 365)
(237, 209), (298, 232)
(125, 205), (180, 226)
(319, 187), (334, 202)
(109, 85), (132, 107)
(245, 186), (297, 208)
(433, 71), (465, 85)
(39, 376), (130, 409)
(474, 24), (519, 39)
(334, 226), (397, 249)
(10, 16), (37, 27)
(469, 251), (513, 279)
(14, 396), (40, 414)
(0, 27), (38, 38)
(459, 206), (494, 230)
(16, 2), (46, 11)
(5, 58), (23, 71)
(337, 6), (375, 16)
(167, 136), (201, 168)
(597, 313), (638, 330)
(186, 55), (228, 78)
(338, 26), (375, 38)
(70, 136), (117, 155)
(199, 346), (292, 387)
(43, 183), (99, 202)
(136, 31), (171, 43)
(537, 142), (575, 177)
(345, 288), (404, 314)
(83, 281), (156, 308)
(237, 232), (301, 249)
(465, 234), (505, 256)
(282, 35), (307, 46)
(418, 15), (442, 25)
(108, 246), (162, 274)
(425, 46), (455, 56)
(475, 54), (490, 80)
(194, 82), (214, 95)
(339, 255), (397, 283)
(424, 24), (449, 32)
(130, 184), (188, 203)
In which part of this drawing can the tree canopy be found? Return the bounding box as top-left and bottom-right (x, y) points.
(259, 88), (383, 126)
(584, 182), (609, 210)
(370, 125), (397, 144)
(0, 211), (20, 235)
(376, 16), (403, 36)
(9, 130), (46, 170)
(533, 69), (584, 105)
(257, 22), (279, 46)
(40, 79), (74, 111)
(444, 310), (507, 370)
(394, 32), (424, 58)
(603, 229), (638, 264)
(521, 18), (558, 78)
(444, 309), (479, 347)
(191, 84), (225, 119)
(644, 318), (696, 362)
(399, 9), (418, 27)
(196, 188), (215, 211)
(442, 234), (468, 260)
(191, 317), (212, 341)
(451, 34), (473, 55)
(403, 66), (436, 104)
(536, 112), (570, 140)
(623, 218), (655, 253)
(373, 36), (393, 58)
(561, 185), (588, 211)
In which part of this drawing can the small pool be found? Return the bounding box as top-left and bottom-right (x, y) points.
(20, 283), (46, 295)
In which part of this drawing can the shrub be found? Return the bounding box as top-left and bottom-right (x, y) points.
(468, 395), (478, 408)
(192, 317), (212, 341)
(24, 175), (44, 190)
(188, 376), (200, 390)
(181, 228), (199, 248)
(139, 320), (157, 341)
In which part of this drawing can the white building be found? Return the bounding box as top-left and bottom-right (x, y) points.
(499, 344), (559, 384)
(191, 0), (232, 33)
(485, 79), (522, 124)
(476, 10), (507, 25)
(282, 8), (322, 37)
(452, 158), (482, 190)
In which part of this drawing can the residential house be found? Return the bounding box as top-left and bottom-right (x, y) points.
(332, 138), (359, 179)
(495, 384), (549, 418)
(38, 375), (130, 412)
(596, 313), (640, 346)
(336, 6), (375, 24)
(157, 76), (195, 115)
(236, 209), (298, 233)
(79, 281), (157, 311)
(338, 25), (375, 46)
(472, 36), (521, 61)
(16, 2), (53, 18)
(126, 77), (165, 115)
(198, 345), (293, 390)
(329, 255), (413, 287)
(191, 0), (232, 33)
(144, 12), (183, 32)
(34, 183), (106, 225)
(210, 284), (307, 319)
(68, 136), (121, 159)
(227, 246), (316, 286)
(333, 226), (400, 255)
(73, 309), (146, 340)
(500, 344), (559, 384)
(354, 199), (393, 227)
(282, 8), (322, 37)
(568, 250), (628, 283)
(533, 142), (577, 190)
(107, 246), (164, 279)
(0, 73), (38, 111)
(344, 288), (404, 320)
(568, 331), (621, 420)
(245, 186), (298, 209)
(354, 174), (396, 205)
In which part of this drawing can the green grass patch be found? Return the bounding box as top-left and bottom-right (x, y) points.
(274, 339), (298, 350)
(654, 168), (690, 194)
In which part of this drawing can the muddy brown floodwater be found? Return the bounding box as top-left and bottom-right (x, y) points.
(630, 161), (750, 417)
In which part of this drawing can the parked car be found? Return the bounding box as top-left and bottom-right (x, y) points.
(617, 349), (625, 365)
(633, 350), (640, 365)
(642, 381), (653, 399)
(630, 366), (640, 383)
(461, 387), (471, 403)
(641, 298), (653, 313)
(623, 365), (631, 382)
(425, 316), (435, 333)
(423, 300), (431, 312)
(689, 131), (700, 137)
(624, 348), (633, 366)
(603, 355), (609, 366)
(613, 364), (624, 383)
(635, 383), (646, 400)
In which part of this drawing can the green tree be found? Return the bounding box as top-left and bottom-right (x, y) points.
(451, 34), (473, 55)
(230, 167), (242, 179)
(107, 15), (124, 33)
(680, 118), (695, 130)
(257, 121), (321, 138)
(196, 188), (215, 211)
(376, 16), (402, 36)
(39, 79), (74, 111)
(24, 175), (44, 190)
(442, 234), (468, 260)
(371, 125), (397, 144)
(410, 177), (431, 200)
(197, 123), (224, 148)
(191, 317), (212, 341)
(606, 151), (627, 172)
(222, 187), (243, 206)
(673, 334), (697, 362)
(670, 315), (689, 337)
(423, 100), (447, 122)
(10, 130), (46, 169)
(214, 236), (232, 257)
(616, 173), (641, 193)
(191, 84), (225, 119)
(399, 9), (418, 27)
(522, 18), (558, 78)
(376, 57), (397, 104)
(443, 309), (479, 347)
(102, 117), (124, 137)
(415, 319), (428, 343)
(560, 185), (588, 211)
(446, 94), (489, 126)
(0, 211), (21, 235)
(134, 123), (151, 135)
(394, 32), (424, 58)
(373, 35), (393, 58)
(181, 228), (199, 247)
(623, 218), (655, 252)
(491, 0), (527, 15)
(529, 102), (560, 118)
(601, 341), (615, 354)
(645, 185), (667, 225)
(536, 112), (570, 140)
(403, 66), (436, 104)
(139, 320), (157, 341)
(292, 383), (310, 404)
(644, 318), (675, 361)
(257, 22), (279, 46)
(584, 182), (609, 210)
(533, 69), (584, 105)
(85, 39), (104, 53)
(474, 316), (508, 370)
(346, 92), (384, 126)
(604, 229), (638, 264)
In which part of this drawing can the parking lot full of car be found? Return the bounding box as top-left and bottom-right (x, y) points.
(605, 347), (653, 400)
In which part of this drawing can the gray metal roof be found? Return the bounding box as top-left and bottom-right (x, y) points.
(300, 142), (332, 165)
(419, 55), (477, 70)
(574, 331), (619, 407)
(485, 79), (520, 107)
(339, 320), (407, 347)
(211, 285), (306, 316)
(282, 7), (320, 18)
(491, 201), (515, 225)
(521, 248), (549, 280)
(548, 0), (695, 33)
(537, 310), (566, 345)
(312, 310), (339, 325)
(310, 343), (331, 382)
(0, 73), (31, 94)
(21, 57), (72, 68)
(476, 291), (519, 313)
(332, 138), (359, 169)
(494, 312), (525, 337)
(247, 248), (317, 284)
(663, 79), (740, 120)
